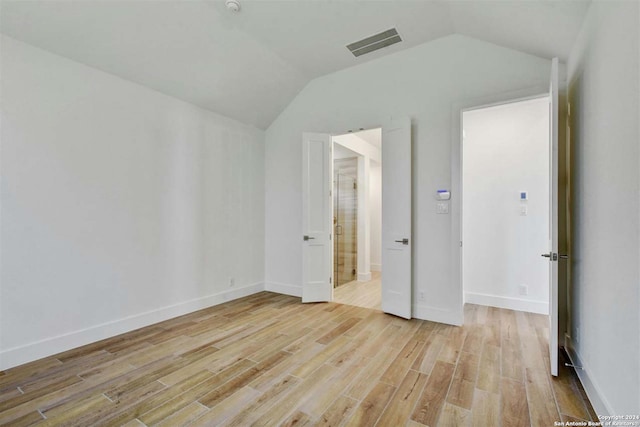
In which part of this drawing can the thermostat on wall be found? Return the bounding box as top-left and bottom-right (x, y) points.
(437, 190), (451, 200)
(520, 191), (528, 201)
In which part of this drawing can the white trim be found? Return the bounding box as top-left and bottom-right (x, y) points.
(464, 292), (549, 315)
(0, 282), (264, 370)
(357, 272), (372, 282)
(264, 281), (302, 298)
(412, 304), (463, 326)
(451, 84), (551, 324)
(370, 263), (381, 272)
(565, 335), (613, 416)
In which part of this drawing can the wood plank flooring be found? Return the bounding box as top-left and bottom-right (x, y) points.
(0, 292), (595, 426)
(333, 272), (381, 310)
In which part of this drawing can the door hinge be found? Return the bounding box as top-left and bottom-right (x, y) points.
(460, 241), (463, 247)
(329, 277), (332, 284)
(353, 182), (357, 190)
(329, 234), (332, 240)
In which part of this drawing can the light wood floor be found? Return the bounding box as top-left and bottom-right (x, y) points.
(0, 292), (596, 426)
(333, 272), (381, 311)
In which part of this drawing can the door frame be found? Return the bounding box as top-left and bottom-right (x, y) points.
(332, 126), (381, 302)
(304, 124), (386, 304)
(451, 85), (550, 325)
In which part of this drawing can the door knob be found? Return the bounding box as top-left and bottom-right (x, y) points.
(303, 235), (315, 241)
(395, 238), (409, 245)
(542, 252), (558, 260)
(541, 252), (568, 261)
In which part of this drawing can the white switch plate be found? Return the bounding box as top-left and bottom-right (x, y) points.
(520, 206), (527, 216)
(437, 203), (449, 214)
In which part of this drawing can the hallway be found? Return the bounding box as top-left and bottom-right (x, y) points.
(333, 272), (381, 310)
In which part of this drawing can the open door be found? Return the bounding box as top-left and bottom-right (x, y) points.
(302, 133), (333, 303)
(544, 58), (560, 376)
(381, 118), (412, 319)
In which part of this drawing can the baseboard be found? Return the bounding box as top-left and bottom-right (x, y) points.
(370, 264), (382, 272)
(565, 335), (613, 416)
(0, 282), (264, 370)
(264, 281), (302, 298)
(464, 291), (549, 315)
(413, 304), (463, 326)
(357, 272), (372, 281)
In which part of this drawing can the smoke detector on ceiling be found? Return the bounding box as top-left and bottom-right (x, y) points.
(225, 0), (240, 12)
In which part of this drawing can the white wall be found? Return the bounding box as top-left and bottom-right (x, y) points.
(463, 97), (549, 314)
(0, 36), (265, 369)
(566, 1), (640, 415)
(370, 163), (382, 272)
(264, 34), (552, 324)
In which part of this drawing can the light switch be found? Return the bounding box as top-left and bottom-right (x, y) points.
(520, 206), (527, 216)
(437, 203), (449, 214)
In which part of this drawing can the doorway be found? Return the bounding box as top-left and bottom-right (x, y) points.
(462, 96), (550, 314)
(453, 59), (561, 376)
(331, 129), (382, 310)
(302, 117), (412, 320)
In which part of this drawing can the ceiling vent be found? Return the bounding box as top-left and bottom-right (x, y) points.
(346, 28), (402, 57)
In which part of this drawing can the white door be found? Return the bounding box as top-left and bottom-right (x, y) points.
(381, 117), (412, 319)
(545, 57), (560, 376)
(302, 133), (333, 303)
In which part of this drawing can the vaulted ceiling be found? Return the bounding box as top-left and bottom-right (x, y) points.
(0, 0), (590, 129)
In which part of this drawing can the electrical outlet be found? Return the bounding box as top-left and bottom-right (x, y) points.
(518, 284), (528, 296)
(229, 277), (235, 287)
(419, 292), (426, 302)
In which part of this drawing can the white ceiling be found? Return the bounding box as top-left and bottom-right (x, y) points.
(0, 0), (590, 129)
(333, 144), (359, 160)
(353, 128), (382, 150)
